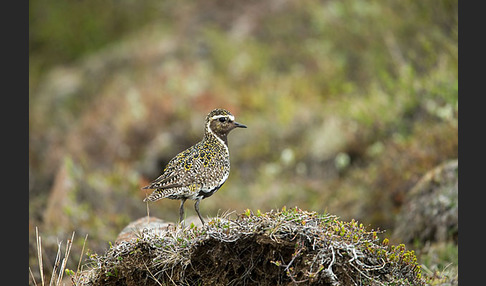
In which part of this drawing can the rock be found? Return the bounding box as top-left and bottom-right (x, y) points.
(115, 215), (203, 244)
(115, 216), (171, 244)
(393, 159), (458, 244)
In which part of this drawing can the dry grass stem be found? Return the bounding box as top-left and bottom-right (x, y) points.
(35, 227), (45, 286)
(30, 228), (77, 286)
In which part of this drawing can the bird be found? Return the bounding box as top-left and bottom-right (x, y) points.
(142, 108), (247, 225)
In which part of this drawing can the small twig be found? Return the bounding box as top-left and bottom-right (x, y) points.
(29, 266), (38, 286)
(75, 233), (89, 279)
(350, 263), (386, 286)
(355, 257), (386, 271)
(143, 260), (167, 286)
(278, 245), (308, 285)
(49, 241), (62, 286)
(36, 227), (45, 286)
(324, 245), (339, 285)
(56, 231), (75, 284)
(146, 199), (150, 225)
(347, 244), (358, 263)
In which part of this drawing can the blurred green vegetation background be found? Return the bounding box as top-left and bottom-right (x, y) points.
(29, 0), (457, 283)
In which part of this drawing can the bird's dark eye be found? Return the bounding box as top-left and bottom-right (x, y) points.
(219, 117), (227, 123)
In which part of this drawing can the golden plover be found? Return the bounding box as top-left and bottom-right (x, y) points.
(142, 108), (247, 225)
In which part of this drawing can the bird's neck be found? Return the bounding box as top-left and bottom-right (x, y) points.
(204, 130), (228, 147)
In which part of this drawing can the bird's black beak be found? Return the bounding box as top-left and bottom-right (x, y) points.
(234, 121), (247, 128)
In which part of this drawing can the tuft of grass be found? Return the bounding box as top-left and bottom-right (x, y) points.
(29, 228), (88, 286)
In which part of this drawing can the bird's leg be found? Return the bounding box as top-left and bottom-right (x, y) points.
(179, 198), (186, 227)
(194, 199), (205, 225)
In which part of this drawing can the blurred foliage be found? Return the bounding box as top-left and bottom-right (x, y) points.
(29, 0), (457, 283)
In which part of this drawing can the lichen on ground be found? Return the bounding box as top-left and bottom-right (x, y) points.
(73, 207), (424, 285)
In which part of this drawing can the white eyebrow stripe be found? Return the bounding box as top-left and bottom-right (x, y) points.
(210, 114), (235, 121)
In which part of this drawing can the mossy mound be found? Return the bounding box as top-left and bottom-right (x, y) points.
(74, 208), (424, 285)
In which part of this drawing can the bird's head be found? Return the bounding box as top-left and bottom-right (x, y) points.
(205, 108), (247, 140)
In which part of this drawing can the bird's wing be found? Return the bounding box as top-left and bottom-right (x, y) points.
(142, 172), (183, 190)
(142, 144), (202, 190)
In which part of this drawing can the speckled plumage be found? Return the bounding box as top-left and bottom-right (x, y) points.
(142, 108), (246, 224)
